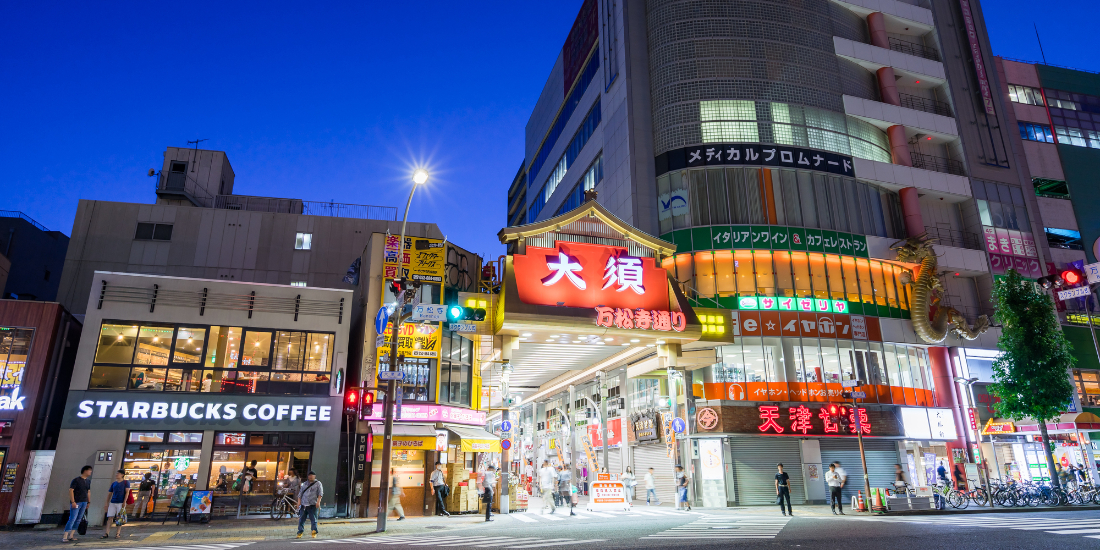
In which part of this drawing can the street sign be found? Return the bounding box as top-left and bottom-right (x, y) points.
(671, 417), (687, 434)
(501, 439), (512, 451)
(1086, 261), (1100, 284)
(378, 370), (405, 381)
(374, 335), (385, 348)
(850, 391), (867, 399)
(841, 379), (862, 388)
(501, 420), (512, 432)
(411, 304), (446, 322)
(374, 307), (390, 334)
(1058, 286), (1092, 300)
(449, 323), (476, 333)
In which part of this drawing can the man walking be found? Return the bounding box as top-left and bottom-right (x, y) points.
(132, 472), (154, 519)
(675, 465), (691, 511)
(644, 467), (659, 505)
(558, 465), (575, 516)
(775, 463), (792, 516)
(296, 471), (324, 539)
(103, 469), (129, 539)
(539, 460), (556, 514)
(430, 462), (449, 516)
(482, 465), (497, 521)
(825, 463), (844, 515)
(386, 467), (406, 521)
(62, 465), (92, 542)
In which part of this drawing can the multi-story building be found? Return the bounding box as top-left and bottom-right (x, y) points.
(992, 56), (1100, 474)
(496, 0), (1095, 505)
(0, 211), (69, 301)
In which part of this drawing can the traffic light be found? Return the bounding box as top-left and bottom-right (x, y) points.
(362, 390), (376, 408)
(1037, 273), (1065, 289)
(344, 388), (362, 416)
(1061, 267), (1085, 287)
(445, 304), (486, 322)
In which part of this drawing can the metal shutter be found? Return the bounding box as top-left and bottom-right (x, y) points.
(606, 448), (622, 475)
(819, 439), (900, 504)
(632, 444), (677, 504)
(728, 437), (805, 505)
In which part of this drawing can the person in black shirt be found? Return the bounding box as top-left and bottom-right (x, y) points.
(63, 466), (92, 542)
(775, 463), (792, 516)
(133, 473), (155, 519)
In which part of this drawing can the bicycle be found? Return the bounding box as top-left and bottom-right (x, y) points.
(932, 483), (967, 509)
(885, 481), (915, 498)
(270, 486), (299, 520)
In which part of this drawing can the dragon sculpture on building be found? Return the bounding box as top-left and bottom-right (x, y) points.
(891, 233), (990, 343)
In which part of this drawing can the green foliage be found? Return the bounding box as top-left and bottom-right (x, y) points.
(988, 269), (1075, 423)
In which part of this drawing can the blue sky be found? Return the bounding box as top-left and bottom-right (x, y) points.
(1, 1), (1097, 259)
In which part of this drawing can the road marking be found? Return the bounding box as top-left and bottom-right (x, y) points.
(647, 515), (790, 540)
(845, 514), (1100, 541)
(294, 535), (607, 548)
(102, 544), (255, 550)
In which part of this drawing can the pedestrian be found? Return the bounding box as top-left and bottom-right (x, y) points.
(675, 465), (691, 511)
(102, 469), (129, 539)
(645, 467), (660, 505)
(558, 465), (575, 516)
(385, 467), (406, 522)
(953, 464), (966, 490)
(132, 472), (154, 519)
(834, 461), (848, 490)
(622, 467), (636, 501)
(431, 462), (450, 516)
(775, 463), (792, 516)
(286, 468), (302, 497)
(539, 460), (556, 514)
(62, 465), (92, 542)
(482, 465), (497, 521)
(825, 463), (844, 514)
(296, 470), (324, 538)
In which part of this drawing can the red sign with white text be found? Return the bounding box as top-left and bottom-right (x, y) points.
(512, 242), (670, 310)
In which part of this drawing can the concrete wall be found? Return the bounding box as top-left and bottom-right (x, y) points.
(0, 216), (70, 301)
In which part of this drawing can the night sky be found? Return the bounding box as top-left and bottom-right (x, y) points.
(1, 0), (1096, 259)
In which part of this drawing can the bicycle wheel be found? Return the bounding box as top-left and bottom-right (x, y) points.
(946, 490), (966, 509)
(270, 498), (289, 520)
(970, 488), (987, 506)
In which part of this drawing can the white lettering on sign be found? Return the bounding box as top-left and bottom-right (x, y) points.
(1058, 286), (1091, 300)
(0, 388), (25, 410)
(602, 253), (646, 294)
(542, 251), (586, 290)
(75, 400), (329, 423)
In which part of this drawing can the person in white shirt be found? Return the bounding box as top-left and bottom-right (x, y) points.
(482, 466), (497, 522)
(621, 467), (637, 501)
(644, 467), (660, 505)
(430, 462), (449, 517)
(538, 460), (557, 514)
(825, 463), (845, 515)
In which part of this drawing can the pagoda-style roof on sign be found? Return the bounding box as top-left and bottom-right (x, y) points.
(497, 198), (676, 259)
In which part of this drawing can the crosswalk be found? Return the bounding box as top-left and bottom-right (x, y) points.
(101, 544), (255, 550)
(509, 507), (702, 523)
(848, 514), (1100, 541)
(293, 535), (606, 548)
(647, 515), (791, 540)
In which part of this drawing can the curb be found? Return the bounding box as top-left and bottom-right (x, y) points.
(881, 505), (1100, 516)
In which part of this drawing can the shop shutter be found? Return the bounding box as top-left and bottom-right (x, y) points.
(819, 439), (900, 504)
(632, 443), (677, 504)
(728, 437), (805, 505)
(606, 448), (622, 475)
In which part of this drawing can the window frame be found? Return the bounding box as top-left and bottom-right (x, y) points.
(294, 232), (313, 250)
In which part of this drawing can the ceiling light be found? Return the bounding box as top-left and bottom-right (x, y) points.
(656, 340), (665, 344)
(646, 344), (655, 348)
(546, 339), (556, 343)
(630, 339), (640, 343)
(596, 342), (605, 345)
(522, 333), (533, 337)
(621, 343), (630, 346)
(603, 338), (613, 341)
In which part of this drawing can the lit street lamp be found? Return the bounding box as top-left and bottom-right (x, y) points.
(376, 169), (427, 533)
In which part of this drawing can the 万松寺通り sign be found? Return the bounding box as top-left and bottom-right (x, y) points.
(512, 242), (671, 310)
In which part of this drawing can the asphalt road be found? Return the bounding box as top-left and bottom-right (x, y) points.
(38, 507), (1100, 550)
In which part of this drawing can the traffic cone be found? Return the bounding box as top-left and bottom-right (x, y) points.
(857, 490), (866, 511)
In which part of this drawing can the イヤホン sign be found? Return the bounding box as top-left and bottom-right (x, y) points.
(75, 399), (332, 422)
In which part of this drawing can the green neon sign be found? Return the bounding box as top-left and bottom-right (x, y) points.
(736, 296), (849, 313)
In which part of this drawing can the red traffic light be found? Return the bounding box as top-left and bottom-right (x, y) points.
(1062, 269), (1083, 286)
(345, 390), (359, 406)
(827, 404), (839, 416)
(362, 390), (376, 407)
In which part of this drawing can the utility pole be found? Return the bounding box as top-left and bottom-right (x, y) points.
(376, 278), (416, 532)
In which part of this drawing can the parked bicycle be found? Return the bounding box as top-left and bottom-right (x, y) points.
(270, 484), (299, 520)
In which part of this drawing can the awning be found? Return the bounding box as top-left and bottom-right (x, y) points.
(1016, 412), (1100, 434)
(447, 425), (502, 453)
(371, 423), (439, 450)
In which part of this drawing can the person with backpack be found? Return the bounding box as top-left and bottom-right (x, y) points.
(296, 471), (324, 538)
(132, 473), (154, 519)
(102, 469), (130, 539)
(62, 465), (92, 542)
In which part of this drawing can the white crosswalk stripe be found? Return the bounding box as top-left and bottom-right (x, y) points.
(846, 514), (1100, 541)
(293, 535), (606, 548)
(101, 544), (255, 550)
(509, 507), (702, 523)
(647, 515), (791, 540)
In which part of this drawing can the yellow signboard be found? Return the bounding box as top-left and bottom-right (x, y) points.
(384, 235), (445, 283)
(378, 320), (441, 359)
(373, 435), (435, 450)
(460, 438), (502, 453)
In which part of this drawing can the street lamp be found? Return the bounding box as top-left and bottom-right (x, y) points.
(376, 169), (427, 533)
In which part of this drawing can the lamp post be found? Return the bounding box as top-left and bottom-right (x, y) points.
(376, 169), (427, 533)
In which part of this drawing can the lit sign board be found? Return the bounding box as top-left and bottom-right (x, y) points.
(594, 307), (685, 332)
(75, 399), (332, 422)
(359, 403), (486, 426)
(0, 388), (25, 410)
(736, 296), (849, 314)
(512, 242), (670, 310)
(981, 419), (1016, 435)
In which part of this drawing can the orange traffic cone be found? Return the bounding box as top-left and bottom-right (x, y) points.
(857, 490), (866, 511)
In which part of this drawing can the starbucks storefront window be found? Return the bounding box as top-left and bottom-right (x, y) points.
(209, 431), (313, 495)
(121, 431), (203, 514)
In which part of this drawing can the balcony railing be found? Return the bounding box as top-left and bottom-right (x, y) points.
(889, 37), (940, 62)
(213, 195), (397, 221)
(0, 210), (50, 232)
(923, 226), (983, 251)
(900, 93), (953, 117)
(911, 152), (966, 176)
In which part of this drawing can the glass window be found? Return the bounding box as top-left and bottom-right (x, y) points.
(294, 232), (312, 250)
(128, 432), (165, 443)
(868, 342), (888, 385)
(305, 334), (333, 372)
(134, 326), (173, 365)
(808, 253), (829, 299)
(882, 266), (899, 308)
(166, 368), (202, 392)
(801, 339), (822, 383)
(754, 251), (775, 296)
(273, 331), (307, 371)
(869, 262), (888, 306)
(0, 328), (32, 389)
(241, 331), (272, 367)
(819, 339), (841, 385)
(168, 432), (203, 443)
(837, 340), (856, 381)
(790, 252), (811, 297)
(694, 252), (716, 297)
(206, 326), (241, 370)
(734, 250), (757, 296)
(90, 366), (130, 389)
(741, 337), (766, 384)
(95, 324), (139, 364)
(855, 259), (875, 307)
(825, 255), (845, 300)
(171, 327), (206, 364)
(216, 433), (247, 445)
(841, 257), (860, 303)
(131, 367), (167, 390)
(674, 253), (694, 291)
(714, 251), (735, 295)
(774, 251), (794, 298)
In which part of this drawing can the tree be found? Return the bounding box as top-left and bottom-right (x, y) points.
(988, 269), (1076, 489)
